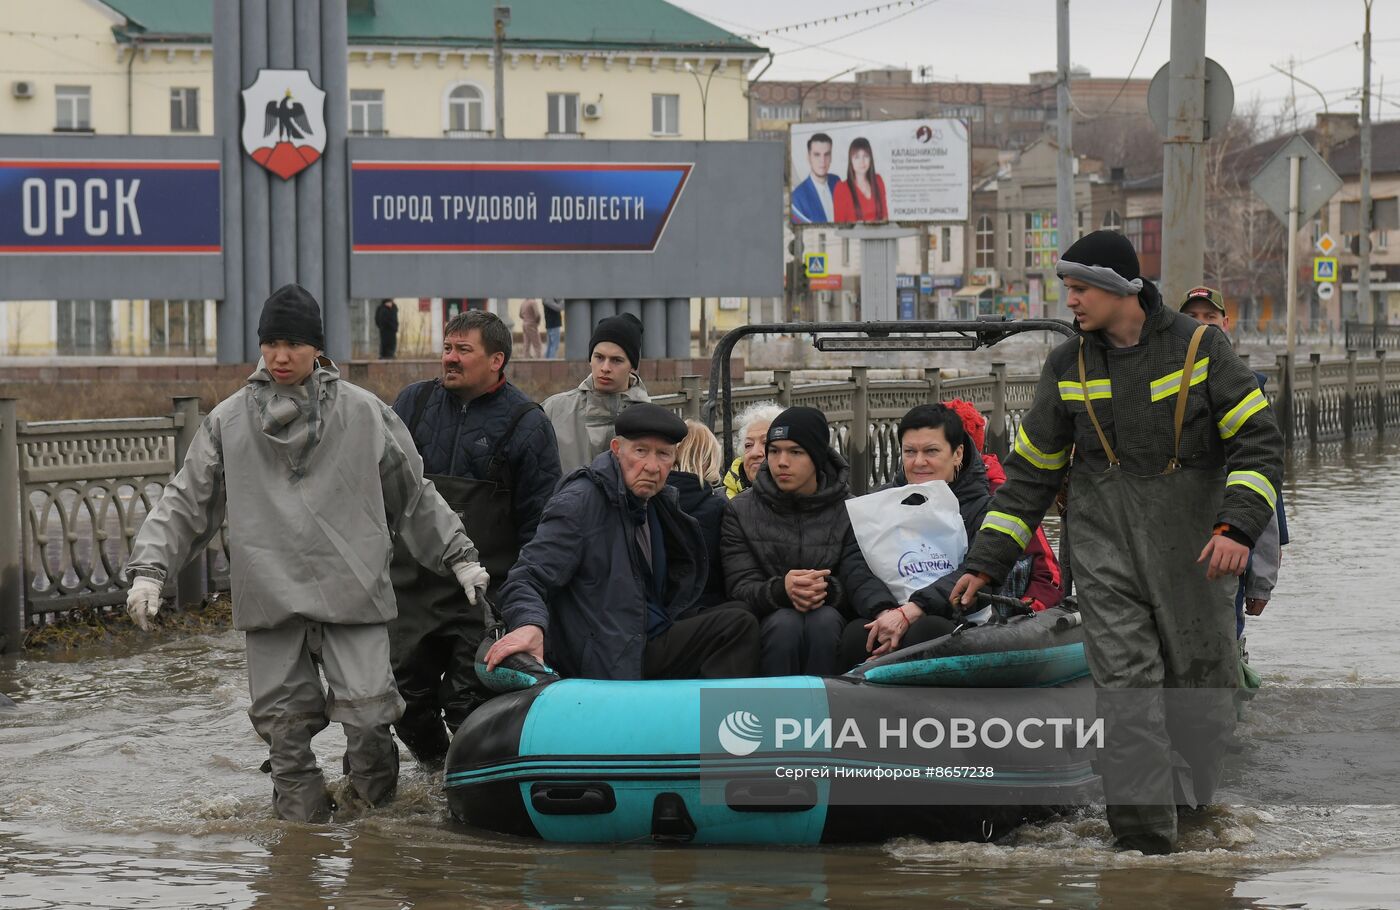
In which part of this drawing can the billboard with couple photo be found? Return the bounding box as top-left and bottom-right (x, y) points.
(789, 119), (969, 225)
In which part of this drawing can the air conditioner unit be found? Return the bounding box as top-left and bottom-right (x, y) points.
(12, 81), (35, 99)
(582, 100), (603, 120)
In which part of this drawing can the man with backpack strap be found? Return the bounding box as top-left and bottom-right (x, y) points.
(389, 310), (562, 766)
(950, 232), (1284, 855)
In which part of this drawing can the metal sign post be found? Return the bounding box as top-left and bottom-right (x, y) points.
(1286, 155), (1301, 358)
(1251, 133), (1342, 438)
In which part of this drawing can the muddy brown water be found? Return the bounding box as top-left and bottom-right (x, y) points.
(3, 439), (1399, 910)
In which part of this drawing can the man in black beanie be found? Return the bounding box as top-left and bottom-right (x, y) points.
(543, 311), (651, 472)
(258, 282), (325, 350)
(125, 283), (491, 822)
(721, 406), (896, 677)
(948, 230), (1284, 854)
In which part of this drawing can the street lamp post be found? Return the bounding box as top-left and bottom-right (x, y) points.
(493, 6), (509, 139)
(684, 61), (721, 140)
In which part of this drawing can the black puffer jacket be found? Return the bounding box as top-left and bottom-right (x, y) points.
(666, 470), (728, 607)
(391, 378), (561, 546)
(721, 450), (896, 621)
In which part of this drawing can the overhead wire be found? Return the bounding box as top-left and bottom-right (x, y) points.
(1064, 0), (1163, 121)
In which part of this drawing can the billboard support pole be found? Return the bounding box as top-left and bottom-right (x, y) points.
(1160, 0), (1208, 308)
(855, 226), (918, 322)
(1055, 0), (1074, 320)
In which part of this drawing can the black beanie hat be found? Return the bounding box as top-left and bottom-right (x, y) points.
(767, 406), (830, 465)
(258, 284), (324, 349)
(1060, 230), (1141, 281)
(589, 313), (643, 369)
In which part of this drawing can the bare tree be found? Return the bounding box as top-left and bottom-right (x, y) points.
(1203, 100), (1287, 328)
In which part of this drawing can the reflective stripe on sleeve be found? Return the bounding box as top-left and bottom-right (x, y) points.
(1226, 470), (1278, 509)
(1013, 425), (1070, 471)
(1058, 379), (1112, 402)
(1218, 387), (1270, 439)
(1149, 357), (1211, 402)
(981, 510), (1032, 549)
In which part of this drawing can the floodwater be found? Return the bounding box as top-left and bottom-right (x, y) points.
(2, 439), (1399, 910)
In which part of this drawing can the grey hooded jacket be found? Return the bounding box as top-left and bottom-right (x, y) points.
(126, 359), (475, 631)
(541, 373), (650, 473)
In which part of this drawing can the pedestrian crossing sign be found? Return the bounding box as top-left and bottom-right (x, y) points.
(1314, 257), (1338, 282)
(804, 252), (828, 278)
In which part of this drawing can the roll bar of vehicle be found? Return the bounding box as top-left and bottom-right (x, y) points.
(703, 318), (1076, 467)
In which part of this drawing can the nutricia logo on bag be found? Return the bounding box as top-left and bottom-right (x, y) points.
(896, 543), (956, 580)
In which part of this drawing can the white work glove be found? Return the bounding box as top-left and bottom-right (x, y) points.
(125, 577), (163, 631)
(452, 561), (490, 606)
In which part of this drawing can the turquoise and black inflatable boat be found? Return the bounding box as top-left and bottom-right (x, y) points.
(446, 602), (1097, 844)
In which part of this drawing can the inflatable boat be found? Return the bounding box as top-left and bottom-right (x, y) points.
(446, 600), (1098, 845)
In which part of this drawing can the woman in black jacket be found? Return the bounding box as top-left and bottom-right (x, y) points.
(666, 419), (729, 608)
(721, 407), (897, 676)
(839, 403), (991, 669)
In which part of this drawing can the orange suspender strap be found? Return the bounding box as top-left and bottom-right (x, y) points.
(1078, 337), (1119, 466)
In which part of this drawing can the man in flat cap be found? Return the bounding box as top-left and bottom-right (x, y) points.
(488, 403), (760, 680)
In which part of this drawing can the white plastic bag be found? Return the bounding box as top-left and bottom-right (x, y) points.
(845, 480), (967, 603)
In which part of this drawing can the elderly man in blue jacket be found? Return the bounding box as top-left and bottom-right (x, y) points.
(487, 404), (760, 680)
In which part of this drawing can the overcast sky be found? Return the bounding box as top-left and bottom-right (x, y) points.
(684, 0), (1396, 127)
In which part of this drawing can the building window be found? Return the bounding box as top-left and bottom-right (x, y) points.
(1141, 216), (1162, 254)
(1126, 216), (1143, 250)
(841, 236), (850, 265)
(56, 300), (111, 355)
(1102, 209), (1123, 232)
(942, 105), (984, 122)
(55, 85), (91, 132)
(169, 87), (199, 132)
(1006, 213), (1014, 270)
(975, 215), (994, 269)
(941, 226), (952, 263)
(652, 93), (679, 136)
(446, 84), (485, 133)
(816, 105), (862, 120)
(148, 299), (207, 356)
(350, 89), (385, 135)
(1023, 211), (1059, 269)
(547, 93), (579, 135)
(757, 103), (801, 120)
(350, 298), (376, 359)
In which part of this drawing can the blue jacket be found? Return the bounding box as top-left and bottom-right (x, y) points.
(391, 377), (561, 546)
(791, 173), (840, 224)
(498, 452), (708, 680)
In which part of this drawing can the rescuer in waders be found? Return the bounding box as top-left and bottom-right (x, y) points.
(949, 231), (1284, 855)
(125, 285), (487, 823)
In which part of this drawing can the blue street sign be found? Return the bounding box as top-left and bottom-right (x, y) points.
(0, 159), (221, 253)
(351, 161), (692, 253)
